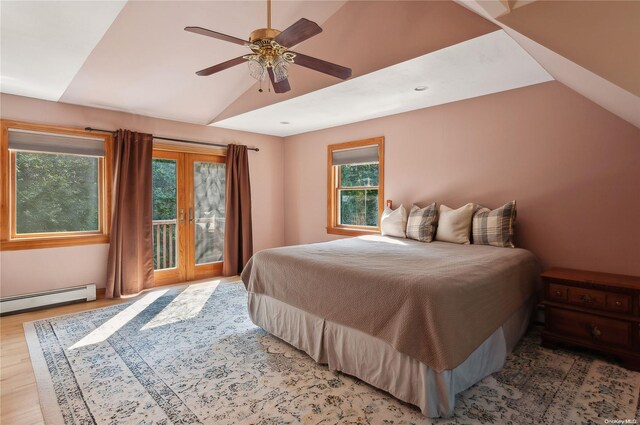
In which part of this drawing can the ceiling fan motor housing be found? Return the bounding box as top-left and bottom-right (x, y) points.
(249, 28), (281, 43)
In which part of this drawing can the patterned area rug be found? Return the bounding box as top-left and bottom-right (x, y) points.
(25, 281), (640, 425)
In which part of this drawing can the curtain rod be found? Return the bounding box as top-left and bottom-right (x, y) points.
(84, 127), (259, 152)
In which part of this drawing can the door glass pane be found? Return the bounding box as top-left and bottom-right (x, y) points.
(193, 161), (225, 264)
(339, 189), (379, 227)
(152, 158), (178, 270)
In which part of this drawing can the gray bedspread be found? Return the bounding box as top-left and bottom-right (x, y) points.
(241, 235), (540, 371)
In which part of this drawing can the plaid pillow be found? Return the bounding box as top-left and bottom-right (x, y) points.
(406, 203), (438, 242)
(472, 200), (517, 247)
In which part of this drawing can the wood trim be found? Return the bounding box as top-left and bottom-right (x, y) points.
(0, 120), (113, 251)
(326, 227), (380, 237)
(329, 137), (385, 152)
(96, 288), (106, 299)
(0, 235), (109, 251)
(327, 137), (385, 236)
(153, 141), (226, 156)
(0, 123), (10, 244)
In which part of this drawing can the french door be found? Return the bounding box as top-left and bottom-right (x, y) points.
(152, 149), (226, 285)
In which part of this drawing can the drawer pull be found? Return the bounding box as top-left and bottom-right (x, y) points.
(555, 290), (562, 296)
(615, 300), (622, 306)
(590, 324), (601, 339)
(580, 294), (594, 304)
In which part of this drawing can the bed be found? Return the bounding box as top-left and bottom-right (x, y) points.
(241, 235), (540, 417)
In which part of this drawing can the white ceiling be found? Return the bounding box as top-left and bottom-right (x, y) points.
(213, 30), (553, 136)
(0, 0), (127, 101)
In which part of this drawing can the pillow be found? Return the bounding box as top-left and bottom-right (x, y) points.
(380, 204), (407, 238)
(406, 203), (438, 242)
(434, 203), (475, 244)
(472, 200), (517, 248)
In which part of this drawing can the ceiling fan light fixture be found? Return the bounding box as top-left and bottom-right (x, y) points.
(185, 0), (352, 94)
(272, 56), (290, 83)
(247, 57), (267, 81)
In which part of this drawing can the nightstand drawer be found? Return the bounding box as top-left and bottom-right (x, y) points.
(567, 287), (606, 309)
(548, 283), (568, 302)
(549, 285), (634, 314)
(547, 307), (632, 348)
(606, 293), (632, 314)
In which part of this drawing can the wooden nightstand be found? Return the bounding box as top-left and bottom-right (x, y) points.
(540, 267), (640, 371)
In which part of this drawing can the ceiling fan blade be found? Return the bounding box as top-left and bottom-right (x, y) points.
(185, 26), (247, 46)
(268, 68), (291, 93)
(274, 18), (322, 48)
(196, 56), (247, 76)
(291, 52), (352, 80)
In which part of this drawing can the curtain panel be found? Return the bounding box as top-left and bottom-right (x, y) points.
(106, 129), (154, 298)
(223, 144), (253, 276)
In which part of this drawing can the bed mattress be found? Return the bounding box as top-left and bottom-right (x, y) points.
(241, 235), (540, 371)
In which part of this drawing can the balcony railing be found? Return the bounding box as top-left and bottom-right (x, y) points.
(153, 219), (176, 270)
(152, 217), (225, 270)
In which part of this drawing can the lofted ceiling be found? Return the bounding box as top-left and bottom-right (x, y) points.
(0, 1), (346, 124)
(0, 1), (638, 133)
(57, 1), (346, 124)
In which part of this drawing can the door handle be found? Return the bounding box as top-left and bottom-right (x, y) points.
(189, 207), (194, 224)
(179, 209), (185, 225)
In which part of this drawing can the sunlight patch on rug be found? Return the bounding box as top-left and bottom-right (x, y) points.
(69, 289), (168, 350)
(141, 280), (219, 330)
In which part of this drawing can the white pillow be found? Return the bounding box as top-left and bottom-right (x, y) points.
(380, 204), (407, 238)
(435, 203), (475, 244)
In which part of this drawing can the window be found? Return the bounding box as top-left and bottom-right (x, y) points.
(1, 121), (112, 250)
(327, 137), (384, 236)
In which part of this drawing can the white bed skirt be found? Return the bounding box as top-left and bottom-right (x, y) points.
(248, 292), (533, 418)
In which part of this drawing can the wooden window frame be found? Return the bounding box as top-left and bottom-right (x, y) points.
(327, 137), (384, 237)
(0, 120), (113, 250)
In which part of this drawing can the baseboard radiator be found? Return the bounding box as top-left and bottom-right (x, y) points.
(0, 284), (96, 316)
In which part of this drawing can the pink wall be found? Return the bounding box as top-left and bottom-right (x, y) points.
(2, 79), (639, 298)
(0, 94), (284, 297)
(283, 81), (640, 276)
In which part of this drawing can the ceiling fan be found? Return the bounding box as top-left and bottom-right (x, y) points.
(185, 0), (352, 94)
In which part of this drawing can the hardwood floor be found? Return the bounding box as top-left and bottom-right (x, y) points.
(0, 277), (238, 425)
